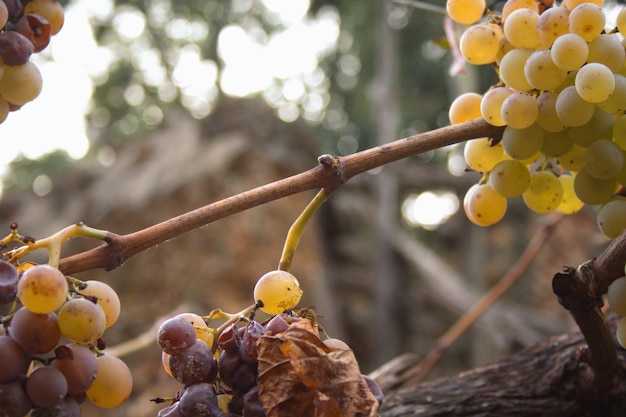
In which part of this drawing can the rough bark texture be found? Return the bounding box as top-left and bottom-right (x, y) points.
(377, 321), (626, 417)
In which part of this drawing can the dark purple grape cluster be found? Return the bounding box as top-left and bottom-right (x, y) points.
(156, 312), (383, 417)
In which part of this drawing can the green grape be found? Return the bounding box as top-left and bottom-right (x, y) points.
(499, 48), (534, 92)
(536, 92), (566, 133)
(575, 63), (615, 103)
(17, 264), (68, 314)
(524, 50), (567, 91)
(488, 159), (530, 197)
(501, 92), (538, 129)
(463, 137), (505, 172)
(523, 171), (563, 214)
(556, 86), (594, 127)
(460, 24), (501, 65)
(607, 276), (626, 316)
(551, 33), (588, 71)
(614, 115), (626, 150)
(559, 143), (586, 171)
(86, 354), (133, 409)
(587, 34), (625, 73)
(0, 62), (43, 105)
(598, 74), (626, 114)
(584, 139), (623, 180)
(480, 87), (514, 126)
(556, 174), (584, 214)
(568, 3), (605, 41)
(58, 298), (106, 344)
(79, 280), (121, 329)
(574, 167), (616, 205)
(597, 198), (626, 238)
(446, 0), (486, 25)
(567, 107), (613, 148)
(616, 317), (626, 349)
(463, 183), (507, 227)
(536, 6), (570, 49)
(449, 92), (483, 124)
(541, 130), (573, 157)
(253, 270), (303, 315)
(503, 8), (539, 48)
(502, 124), (544, 160)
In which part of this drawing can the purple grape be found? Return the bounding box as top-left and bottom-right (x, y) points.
(217, 324), (240, 352)
(218, 348), (241, 388)
(230, 361), (258, 393)
(0, 260), (18, 304)
(30, 396), (81, 417)
(169, 340), (218, 386)
(0, 31), (34, 65)
(0, 380), (33, 417)
(362, 375), (384, 405)
(179, 383), (221, 417)
(242, 385), (265, 417)
(157, 316), (197, 356)
(264, 314), (289, 335)
(158, 402), (185, 417)
(239, 321), (265, 363)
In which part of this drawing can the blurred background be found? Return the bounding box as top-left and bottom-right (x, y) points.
(0, 0), (612, 416)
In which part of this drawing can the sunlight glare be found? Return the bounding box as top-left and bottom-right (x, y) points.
(402, 191), (460, 230)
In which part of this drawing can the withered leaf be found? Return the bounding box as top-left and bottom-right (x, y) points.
(257, 319), (379, 417)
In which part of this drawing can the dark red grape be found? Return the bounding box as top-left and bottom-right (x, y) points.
(218, 348), (241, 389)
(0, 30), (34, 65)
(242, 385), (265, 417)
(26, 366), (68, 407)
(217, 323), (240, 352)
(239, 321), (265, 363)
(16, 13), (51, 52)
(264, 314), (289, 335)
(179, 383), (221, 417)
(157, 316), (197, 356)
(1, 0), (21, 22)
(158, 402), (185, 417)
(0, 380), (33, 417)
(0, 260), (18, 304)
(169, 340), (217, 386)
(30, 396), (81, 417)
(0, 335), (26, 383)
(51, 344), (97, 395)
(229, 361), (257, 392)
(9, 307), (61, 354)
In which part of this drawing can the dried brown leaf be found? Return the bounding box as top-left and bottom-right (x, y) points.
(257, 319), (379, 417)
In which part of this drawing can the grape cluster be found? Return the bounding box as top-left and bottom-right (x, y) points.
(0, 257), (132, 416)
(156, 270), (383, 417)
(447, 0), (626, 236)
(0, 0), (64, 123)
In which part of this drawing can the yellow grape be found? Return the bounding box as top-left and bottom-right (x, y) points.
(253, 270), (303, 315)
(175, 312), (215, 346)
(567, 108), (613, 147)
(573, 167), (616, 205)
(536, 6), (570, 49)
(500, 92), (538, 129)
(502, 124), (544, 160)
(524, 50), (567, 91)
(463, 183), (507, 227)
(617, 317), (626, 349)
(585, 139), (623, 180)
(568, 3), (605, 42)
(79, 280), (121, 329)
(562, 0), (603, 9)
(598, 74), (626, 114)
(559, 143), (586, 171)
(597, 198), (626, 238)
(449, 92), (482, 124)
(499, 48), (533, 92)
(0, 97), (8, 124)
(607, 276), (626, 316)
(488, 159), (530, 197)
(587, 34), (625, 73)
(556, 86), (594, 127)
(446, 0), (486, 25)
(556, 174), (584, 214)
(0, 1), (7, 29)
(614, 115), (626, 150)
(550, 33), (588, 72)
(161, 351), (173, 377)
(575, 63), (615, 103)
(58, 298), (106, 344)
(541, 130), (573, 158)
(86, 354), (133, 408)
(460, 24), (501, 65)
(17, 264), (68, 314)
(480, 87), (514, 126)
(0, 62), (43, 105)
(522, 171), (563, 214)
(617, 7), (626, 36)
(503, 8), (539, 48)
(463, 137), (504, 172)
(536, 92), (566, 133)
(501, 0), (538, 22)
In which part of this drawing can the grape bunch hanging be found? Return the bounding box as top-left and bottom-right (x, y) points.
(448, 0), (626, 236)
(0, 0), (64, 123)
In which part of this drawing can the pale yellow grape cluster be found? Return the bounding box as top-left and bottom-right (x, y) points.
(607, 271), (626, 348)
(447, 0), (626, 234)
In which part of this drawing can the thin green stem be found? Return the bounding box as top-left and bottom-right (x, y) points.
(277, 188), (331, 272)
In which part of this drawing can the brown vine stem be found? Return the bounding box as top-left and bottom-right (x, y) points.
(57, 118), (503, 276)
(402, 213), (563, 386)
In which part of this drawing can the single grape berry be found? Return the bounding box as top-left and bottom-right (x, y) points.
(169, 339), (218, 386)
(0, 260), (18, 304)
(157, 315), (197, 356)
(253, 270), (303, 315)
